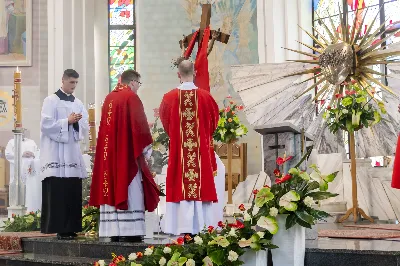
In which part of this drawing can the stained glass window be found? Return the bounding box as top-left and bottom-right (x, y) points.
(108, 0), (136, 90)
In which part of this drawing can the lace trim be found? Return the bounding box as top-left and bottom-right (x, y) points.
(41, 162), (80, 172)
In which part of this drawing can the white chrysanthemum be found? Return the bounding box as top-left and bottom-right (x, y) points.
(97, 260), (105, 266)
(186, 259), (196, 266)
(144, 248), (153, 256)
(257, 231), (265, 238)
(128, 253), (137, 261)
(304, 196), (314, 207)
(228, 228), (236, 237)
(163, 246), (172, 254)
(159, 257), (167, 266)
(203, 256), (213, 265)
(269, 207), (278, 217)
(194, 235), (203, 245)
(243, 212), (251, 221)
(9, 218), (14, 223)
(37, 213), (41, 218)
(228, 250), (239, 262)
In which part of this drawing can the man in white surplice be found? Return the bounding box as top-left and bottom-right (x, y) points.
(40, 69), (88, 240)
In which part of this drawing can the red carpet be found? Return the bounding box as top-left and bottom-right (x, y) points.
(319, 229), (400, 239)
(0, 232), (55, 252)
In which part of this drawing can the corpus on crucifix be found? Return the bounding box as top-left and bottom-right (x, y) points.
(174, 4), (230, 92)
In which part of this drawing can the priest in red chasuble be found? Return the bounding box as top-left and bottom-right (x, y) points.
(90, 70), (160, 242)
(160, 60), (219, 236)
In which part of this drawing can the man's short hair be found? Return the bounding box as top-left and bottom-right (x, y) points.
(121, 70), (141, 84)
(178, 60), (194, 77)
(63, 69), (79, 79)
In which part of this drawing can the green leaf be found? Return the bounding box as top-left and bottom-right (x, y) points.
(285, 213), (297, 230)
(324, 171), (338, 182)
(255, 188), (275, 207)
(308, 209), (330, 220)
(250, 242), (262, 251)
(319, 180), (328, 191)
(209, 250), (225, 265)
(288, 168), (300, 175)
(295, 211), (315, 225)
(299, 171), (310, 181)
(295, 216), (313, 229)
(356, 96), (366, 103)
(305, 181), (320, 192)
(342, 97), (353, 106)
(306, 191), (338, 200)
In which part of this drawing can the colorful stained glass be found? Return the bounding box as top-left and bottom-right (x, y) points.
(347, 5), (381, 38)
(109, 63), (135, 89)
(109, 30), (135, 47)
(313, 0), (343, 19)
(109, 0), (134, 25)
(109, 46), (135, 65)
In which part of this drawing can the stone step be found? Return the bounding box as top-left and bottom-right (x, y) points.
(22, 237), (157, 259)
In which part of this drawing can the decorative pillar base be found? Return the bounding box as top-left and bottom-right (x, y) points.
(7, 205), (27, 218)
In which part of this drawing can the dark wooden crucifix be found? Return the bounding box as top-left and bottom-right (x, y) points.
(179, 4), (230, 57)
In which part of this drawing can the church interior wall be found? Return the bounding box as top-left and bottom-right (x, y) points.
(0, 0), (47, 146)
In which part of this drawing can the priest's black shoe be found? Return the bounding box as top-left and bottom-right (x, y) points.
(57, 233), (74, 240)
(119, 236), (143, 243)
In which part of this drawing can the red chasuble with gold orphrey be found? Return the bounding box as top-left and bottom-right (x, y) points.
(89, 84), (160, 211)
(160, 88), (219, 202)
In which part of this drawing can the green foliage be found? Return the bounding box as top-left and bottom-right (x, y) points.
(2, 211), (41, 232)
(213, 96), (248, 144)
(323, 84), (385, 134)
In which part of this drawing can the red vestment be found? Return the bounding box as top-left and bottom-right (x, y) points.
(89, 84), (160, 211)
(159, 87), (219, 202)
(392, 135), (400, 189)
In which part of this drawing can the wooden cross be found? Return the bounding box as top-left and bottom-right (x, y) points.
(179, 4), (230, 52)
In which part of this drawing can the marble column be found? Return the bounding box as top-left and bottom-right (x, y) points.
(94, 0), (109, 130)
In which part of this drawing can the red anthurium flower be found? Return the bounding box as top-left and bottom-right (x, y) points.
(335, 93), (343, 99)
(228, 220), (245, 229)
(238, 204), (246, 211)
(351, 79), (357, 84)
(226, 95), (232, 99)
(108, 263), (117, 266)
(94, 262), (100, 266)
(136, 252), (143, 259)
(208, 226), (214, 233)
(327, 106), (331, 110)
(11, 214), (15, 218)
(273, 169), (281, 177)
(252, 189), (259, 195)
(230, 101), (234, 105)
(275, 174), (293, 184)
(225, 106), (231, 112)
(218, 221), (225, 228)
(165, 243), (172, 247)
(345, 90), (350, 95)
(176, 237), (184, 245)
(237, 105), (244, 110)
(276, 156), (293, 166)
(153, 108), (160, 118)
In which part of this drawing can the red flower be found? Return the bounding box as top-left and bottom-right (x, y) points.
(29, 212), (34, 215)
(112, 255), (126, 264)
(184, 234), (192, 242)
(148, 122), (154, 128)
(237, 105), (244, 111)
(94, 262), (100, 266)
(218, 221), (225, 228)
(228, 220), (245, 229)
(375, 161), (381, 167)
(238, 204), (246, 211)
(327, 106), (331, 110)
(230, 101), (234, 105)
(226, 95), (232, 99)
(320, 99), (325, 105)
(11, 214), (15, 218)
(165, 243), (172, 247)
(208, 226), (214, 233)
(108, 263), (117, 266)
(335, 93), (343, 99)
(176, 237), (184, 245)
(351, 79), (357, 84)
(148, 245), (154, 249)
(276, 174), (293, 184)
(276, 156), (293, 166)
(225, 106), (231, 112)
(136, 252), (143, 259)
(273, 169), (281, 177)
(345, 90), (350, 95)
(153, 108), (160, 118)
(252, 189), (259, 195)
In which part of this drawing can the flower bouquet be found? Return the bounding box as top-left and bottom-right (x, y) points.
(323, 84), (386, 134)
(149, 109), (169, 174)
(213, 96), (248, 144)
(2, 211), (41, 232)
(94, 156), (338, 266)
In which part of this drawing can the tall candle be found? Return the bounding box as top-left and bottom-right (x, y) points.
(13, 67), (22, 130)
(88, 103), (97, 151)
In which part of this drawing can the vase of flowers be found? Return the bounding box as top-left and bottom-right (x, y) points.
(213, 95), (248, 143)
